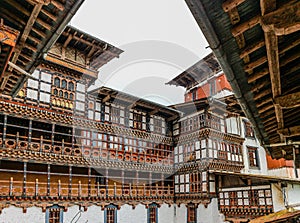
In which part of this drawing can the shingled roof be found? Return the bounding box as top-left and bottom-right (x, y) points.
(185, 0), (300, 163)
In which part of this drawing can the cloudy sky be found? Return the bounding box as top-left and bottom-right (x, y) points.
(71, 0), (211, 105)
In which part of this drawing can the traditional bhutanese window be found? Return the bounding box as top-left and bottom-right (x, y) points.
(187, 204), (197, 223)
(244, 120), (255, 137)
(26, 70), (51, 104)
(45, 205), (63, 223)
(105, 204), (117, 223)
(150, 115), (165, 134)
(248, 146), (259, 168)
(75, 82), (86, 112)
(111, 105), (125, 125)
(148, 203), (158, 223)
(51, 75), (76, 110)
(81, 130), (91, 146)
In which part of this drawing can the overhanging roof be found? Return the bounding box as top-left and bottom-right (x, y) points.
(0, 0), (85, 97)
(185, 0), (300, 160)
(166, 52), (222, 89)
(89, 86), (181, 120)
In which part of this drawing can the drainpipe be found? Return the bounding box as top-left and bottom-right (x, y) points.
(11, 0), (85, 97)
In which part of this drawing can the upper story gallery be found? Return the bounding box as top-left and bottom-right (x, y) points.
(1, 1), (300, 223)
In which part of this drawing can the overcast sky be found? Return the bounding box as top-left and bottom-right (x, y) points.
(71, 0), (211, 105)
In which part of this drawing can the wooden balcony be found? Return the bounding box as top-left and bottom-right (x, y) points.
(0, 178), (174, 202)
(1, 133), (174, 167)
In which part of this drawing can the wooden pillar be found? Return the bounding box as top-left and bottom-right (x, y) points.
(88, 167), (91, 196)
(149, 172), (152, 190)
(121, 170), (124, 194)
(72, 127), (75, 149)
(28, 120), (32, 146)
(51, 123), (55, 147)
(47, 164), (50, 196)
(69, 166), (72, 197)
(136, 170), (139, 196)
(136, 170), (139, 185)
(3, 115), (7, 142)
(23, 162), (27, 196)
(105, 168), (108, 197)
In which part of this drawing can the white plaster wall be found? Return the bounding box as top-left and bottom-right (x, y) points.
(158, 204), (174, 223)
(286, 183), (300, 209)
(117, 204), (147, 223)
(174, 204), (186, 223)
(197, 198), (224, 223)
(64, 205), (104, 223)
(271, 183), (286, 212)
(240, 117), (268, 175)
(268, 167), (296, 178)
(0, 206), (45, 223)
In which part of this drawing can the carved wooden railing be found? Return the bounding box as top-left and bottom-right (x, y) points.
(1, 133), (174, 166)
(0, 178), (174, 200)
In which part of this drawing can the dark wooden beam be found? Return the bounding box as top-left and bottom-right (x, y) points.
(278, 126), (300, 137)
(9, 2), (44, 70)
(149, 109), (159, 116)
(244, 56), (267, 73)
(102, 95), (111, 103)
(260, 0), (276, 16)
(222, 0), (245, 12)
(240, 40), (265, 59)
(261, 1), (300, 35)
(248, 67), (269, 83)
(274, 91), (300, 109)
(231, 15), (261, 37)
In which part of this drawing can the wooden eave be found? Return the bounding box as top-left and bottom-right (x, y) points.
(0, 0), (85, 97)
(44, 53), (99, 79)
(185, 0), (300, 161)
(89, 87), (180, 119)
(57, 26), (123, 71)
(171, 97), (228, 116)
(0, 23), (19, 82)
(166, 52), (222, 89)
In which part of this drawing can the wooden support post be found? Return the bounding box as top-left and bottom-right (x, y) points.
(78, 181), (81, 197)
(136, 170), (139, 185)
(9, 177), (13, 196)
(2, 115), (7, 144)
(97, 181), (100, 197)
(16, 132), (19, 149)
(58, 180), (61, 197)
(35, 178), (38, 196)
(40, 135), (43, 152)
(28, 120), (32, 147)
(47, 164), (50, 196)
(51, 123), (55, 148)
(23, 162), (27, 196)
(121, 170), (124, 195)
(88, 167), (91, 196)
(129, 183), (132, 197)
(72, 127), (75, 150)
(68, 166), (72, 197)
(293, 147), (299, 178)
(114, 182), (116, 197)
(105, 168), (108, 198)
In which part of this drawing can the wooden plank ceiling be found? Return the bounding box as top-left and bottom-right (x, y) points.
(0, 0), (84, 96)
(185, 0), (300, 160)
